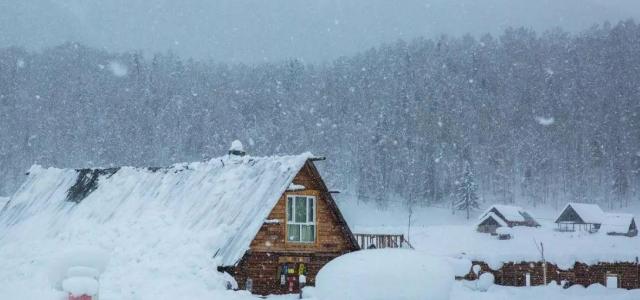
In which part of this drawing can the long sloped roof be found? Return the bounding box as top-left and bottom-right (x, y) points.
(477, 212), (508, 227)
(0, 153), (313, 266)
(478, 204), (539, 224)
(600, 213), (635, 234)
(555, 202), (605, 224)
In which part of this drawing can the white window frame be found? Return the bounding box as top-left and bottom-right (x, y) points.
(286, 195), (316, 243)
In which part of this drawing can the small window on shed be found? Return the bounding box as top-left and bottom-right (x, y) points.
(606, 274), (618, 289)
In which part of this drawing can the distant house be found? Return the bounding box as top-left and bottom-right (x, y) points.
(476, 204), (539, 233)
(554, 202), (605, 232)
(601, 213), (638, 237)
(477, 212), (508, 234)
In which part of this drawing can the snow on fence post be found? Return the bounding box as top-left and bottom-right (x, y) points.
(534, 240), (547, 285)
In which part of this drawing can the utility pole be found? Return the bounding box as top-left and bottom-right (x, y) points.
(407, 201), (413, 246)
(534, 239), (546, 285)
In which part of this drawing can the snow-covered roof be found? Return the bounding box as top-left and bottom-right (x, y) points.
(480, 205), (525, 222)
(477, 212), (508, 227)
(555, 203), (605, 224)
(0, 152), (313, 267)
(600, 213), (635, 234)
(478, 204), (537, 223)
(287, 183), (306, 191)
(410, 224), (640, 270)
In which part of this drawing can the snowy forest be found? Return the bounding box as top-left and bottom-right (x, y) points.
(1, 20), (640, 210)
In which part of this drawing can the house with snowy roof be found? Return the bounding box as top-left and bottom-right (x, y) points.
(554, 202), (605, 232)
(476, 204), (539, 234)
(601, 213), (638, 237)
(0, 141), (359, 296)
(457, 202), (640, 289)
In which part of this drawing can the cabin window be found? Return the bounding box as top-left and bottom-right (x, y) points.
(286, 195), (316, 243)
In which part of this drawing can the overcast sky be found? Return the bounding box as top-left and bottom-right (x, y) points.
(2, 0), (640, 63)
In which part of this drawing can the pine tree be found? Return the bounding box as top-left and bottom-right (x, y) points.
(612, 165), (629, 208)
(454, 160), (480, 219)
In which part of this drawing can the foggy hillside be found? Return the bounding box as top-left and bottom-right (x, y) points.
(1, 21), (640, 209)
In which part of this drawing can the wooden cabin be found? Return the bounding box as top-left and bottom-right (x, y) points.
(477, 212), (508, 234)
(4, 141), (359, 297)
(477, 205), (539, 234)
(601, 213), (638, 237)
(554, 203), (605, 232)
(217, 147), (359, 295)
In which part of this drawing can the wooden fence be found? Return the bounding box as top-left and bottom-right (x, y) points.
(353, 233), (414, 250)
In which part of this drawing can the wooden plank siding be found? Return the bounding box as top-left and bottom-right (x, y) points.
(222, 160), (358, 295)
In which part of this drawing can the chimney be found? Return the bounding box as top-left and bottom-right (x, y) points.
(228, 140), (246, 157)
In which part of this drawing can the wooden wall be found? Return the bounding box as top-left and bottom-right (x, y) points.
(465, 260), (640, 289)
(223, 161), (358, 295)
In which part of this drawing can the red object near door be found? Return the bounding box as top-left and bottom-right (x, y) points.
(68, 294), (92, 300)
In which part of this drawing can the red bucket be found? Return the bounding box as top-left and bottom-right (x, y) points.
(68, 294), (92, 300)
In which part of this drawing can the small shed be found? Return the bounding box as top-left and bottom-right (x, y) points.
(601, 213), (638, 237)
(477, 204), (539, 229)
(477, 212), (508, 234)
(554, 203), (605, 232)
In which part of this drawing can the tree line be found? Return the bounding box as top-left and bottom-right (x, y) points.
(1, 20), (639, 210)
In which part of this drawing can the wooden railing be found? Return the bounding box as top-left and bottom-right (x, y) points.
(353, 233), (414, 250)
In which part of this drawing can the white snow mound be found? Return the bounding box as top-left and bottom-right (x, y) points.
(313, 249), (454, 300)
(62, 277), (99, 296)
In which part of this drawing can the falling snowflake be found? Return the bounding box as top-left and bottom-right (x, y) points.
(535, 116), (555, 126)
(545, 68), (554, 76)
(108, 61), (128, 77)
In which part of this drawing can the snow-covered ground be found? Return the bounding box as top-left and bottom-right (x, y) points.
(409, 224), (640, 269)
(331, 199), (640, 300)
(2, 184), (640, 299)
(339, 200), (640, 269)
(304, 280), (640, 300)
(448, 281), (640, 300)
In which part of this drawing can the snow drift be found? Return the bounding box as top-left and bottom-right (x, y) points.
(313, 249), (455, 300)
(0, 153), (312, 299)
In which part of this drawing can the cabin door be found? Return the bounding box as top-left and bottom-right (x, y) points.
(525, 273), (531, 287)
(606, 274), (618, 288)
